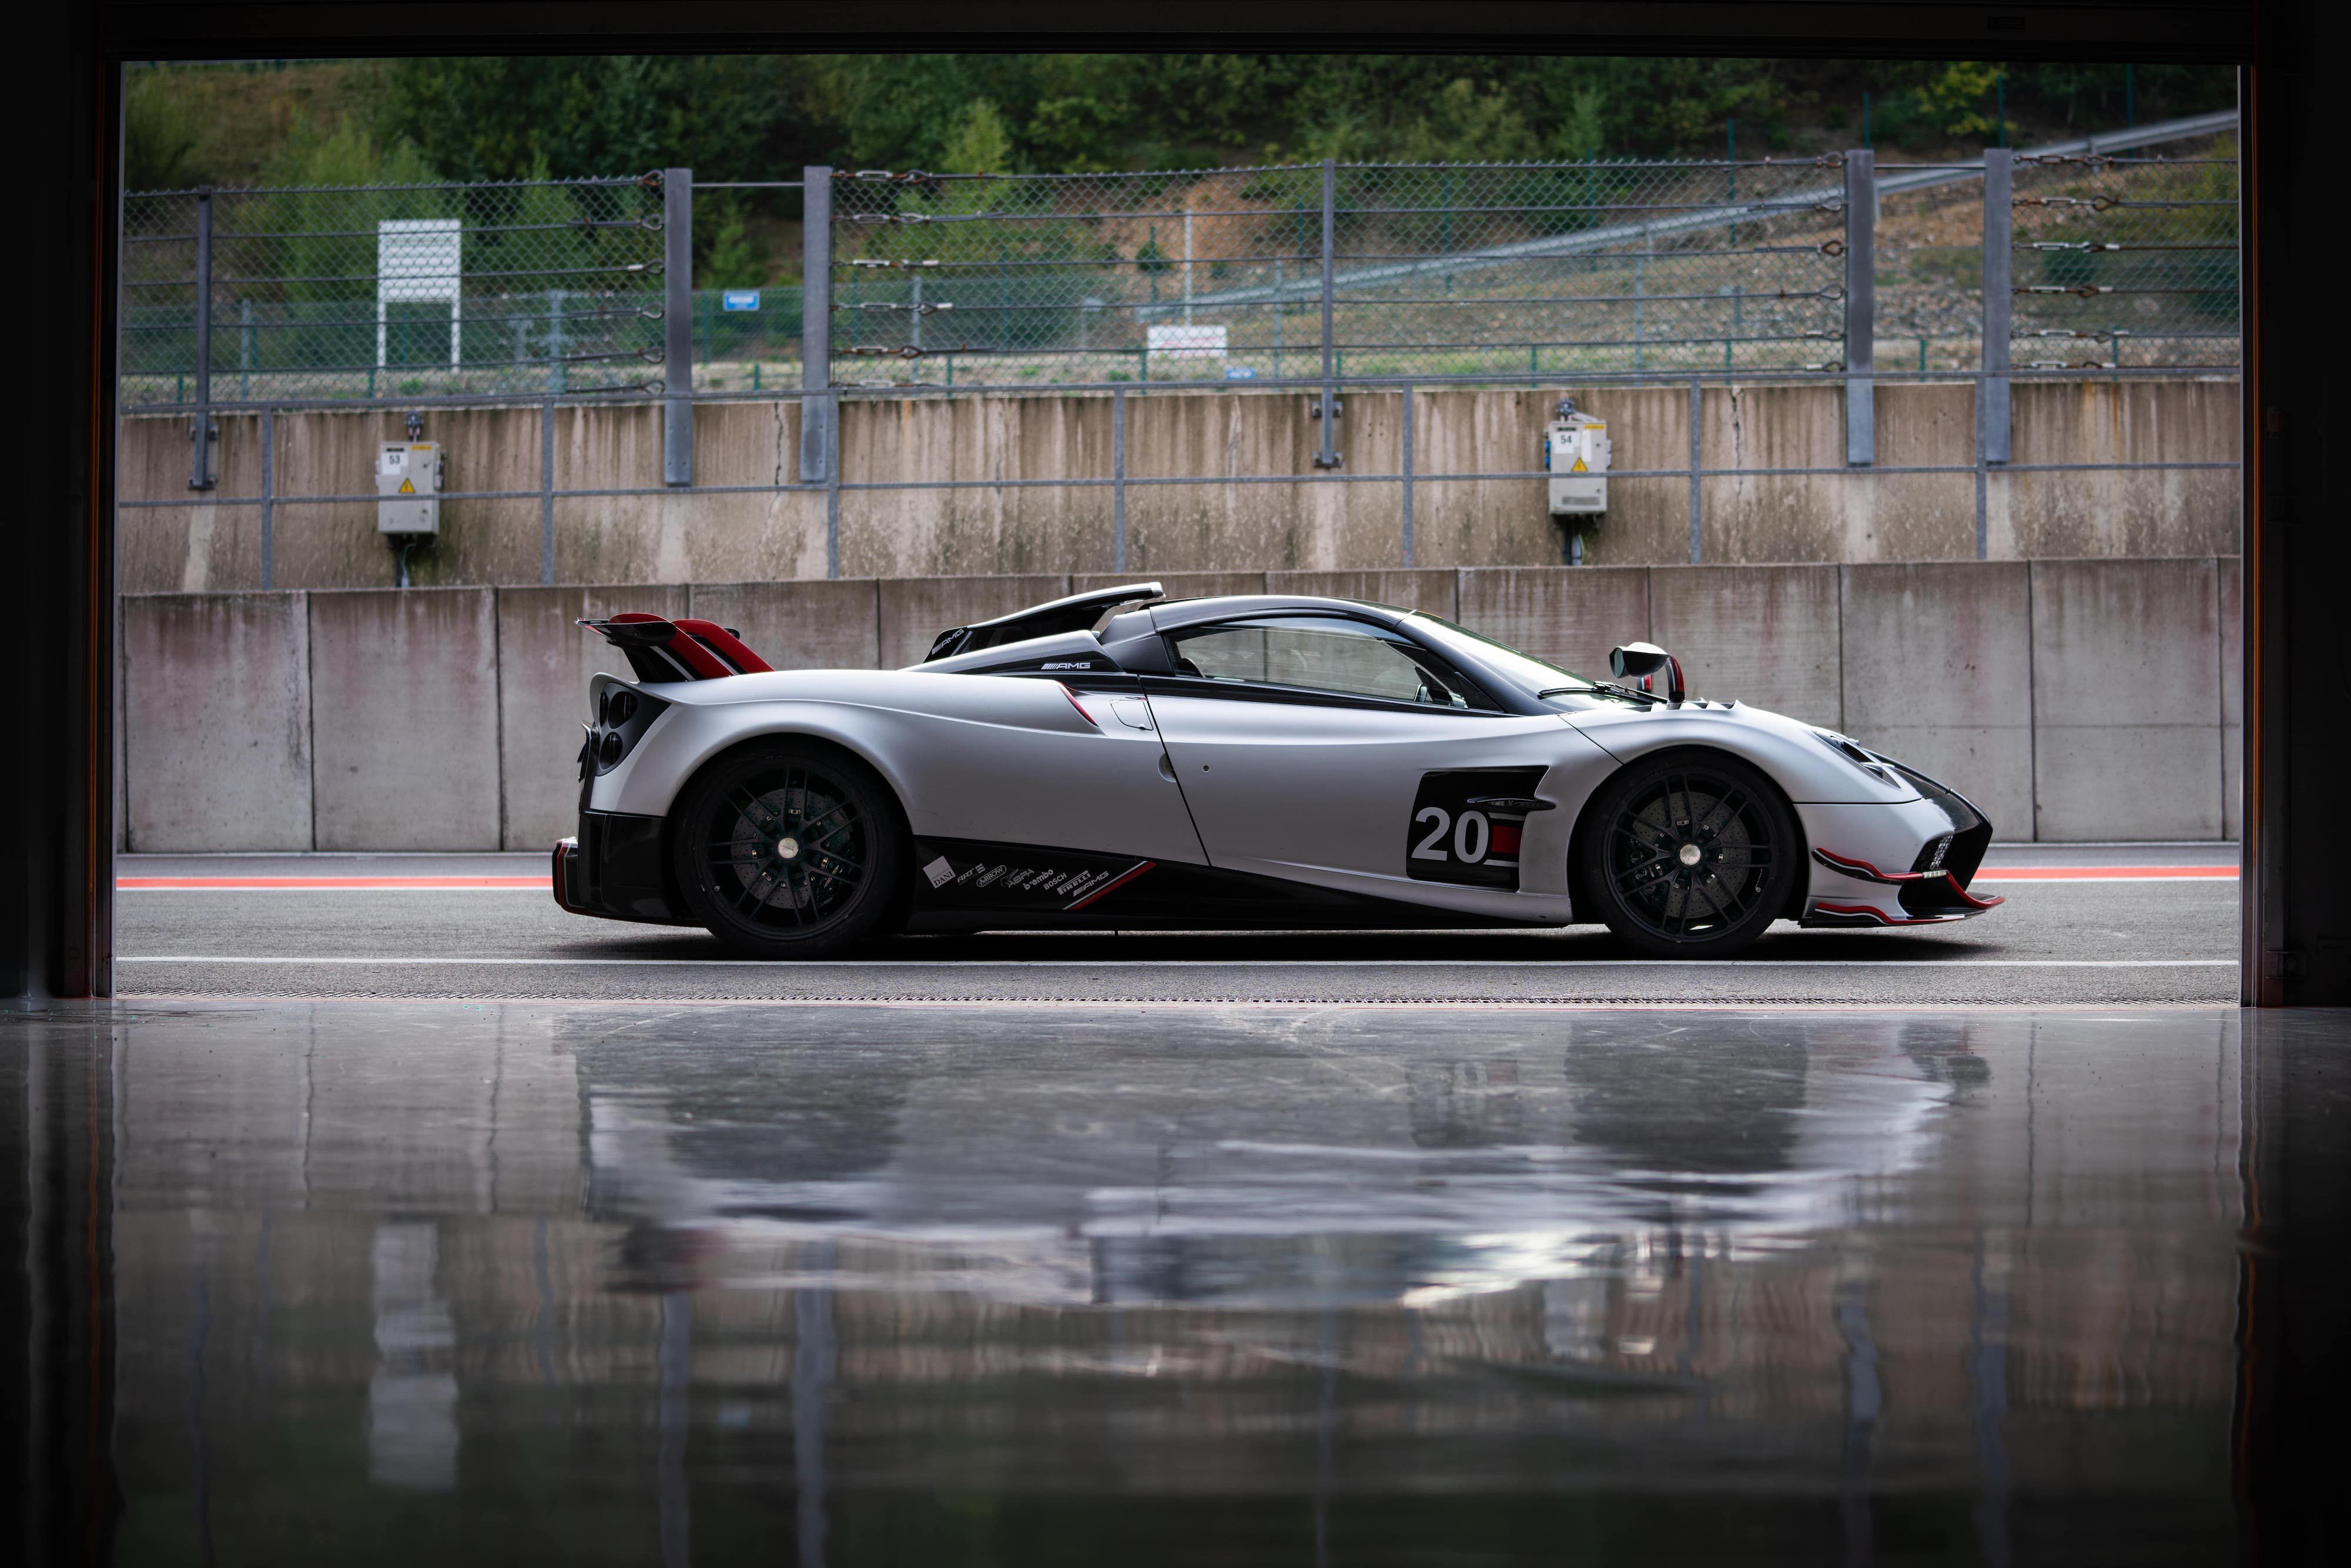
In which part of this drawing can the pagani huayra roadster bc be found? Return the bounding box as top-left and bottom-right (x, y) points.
(554, 583), (2000, 959)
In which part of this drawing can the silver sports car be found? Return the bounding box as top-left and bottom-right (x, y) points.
(552, 581), (2000, 958)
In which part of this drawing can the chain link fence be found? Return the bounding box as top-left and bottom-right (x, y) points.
(119, 121), (2239, 413)
(120, 176), (672, 407)
(828, 159), (1851, 386)
(2008, 148), (2239, 370)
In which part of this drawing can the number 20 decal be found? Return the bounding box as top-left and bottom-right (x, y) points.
(1412, 807), (1492, 865)
(1406, 770), (1541, 891)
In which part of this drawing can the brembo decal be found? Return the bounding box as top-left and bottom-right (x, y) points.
(1405, 769), (1546, 892)
(913, 840), (1159, 912)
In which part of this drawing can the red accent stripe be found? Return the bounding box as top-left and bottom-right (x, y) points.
(674, 618), (772, 674)
(119, 876), (544, 889)
(1064, 860), (1155, 911)
(1059, 682), (1100, 726)
(1813, 847), (1928, 882)
(1489, 823), (1523, 856)
(609, 611), (731, 680)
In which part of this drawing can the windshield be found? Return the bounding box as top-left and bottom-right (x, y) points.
(1405, 614), (1606, 698)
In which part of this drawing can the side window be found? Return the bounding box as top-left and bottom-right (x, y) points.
(1166, 617), (1488, 708)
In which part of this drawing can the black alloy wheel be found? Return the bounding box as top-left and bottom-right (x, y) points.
(1576, 749), (1800, 959)
(671, 740), (906, 959)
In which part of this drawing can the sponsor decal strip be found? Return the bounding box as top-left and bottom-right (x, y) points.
(1064, 860), (1156, 911)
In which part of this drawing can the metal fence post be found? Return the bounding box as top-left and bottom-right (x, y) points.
(662, 168), (693, 486)
(258, 405), (273, 588)
(1980, 149), (2014, 471)
(1843, 150), (1876, 466)
(189, 189), (215, 489)
(801, 168), (833, 484)
(1689, 377), (1704, 564)
(541, 398), (557, 586)
(1315, 158), (1341, 470)
(1400, 386), (1415, 567)
(824, 388), (842, 579)
(1112, 387), (1127, 574)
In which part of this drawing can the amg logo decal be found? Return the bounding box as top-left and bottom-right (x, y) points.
(1040, 661), (1093, 670)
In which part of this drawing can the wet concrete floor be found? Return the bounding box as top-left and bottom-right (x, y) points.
(6, 1000), (2347, 1563)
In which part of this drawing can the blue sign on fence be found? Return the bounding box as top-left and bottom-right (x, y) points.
(721, 290), (761, 312)
(1224, 366), (1258, 380)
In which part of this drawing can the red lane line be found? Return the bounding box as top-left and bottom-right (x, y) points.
(119, 876), (545, 889)
(1973, 866), (2236, 880)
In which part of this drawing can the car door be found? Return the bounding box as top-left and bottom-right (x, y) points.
(888, 672), (1204, 866)
(1141, 614), (1593, 910)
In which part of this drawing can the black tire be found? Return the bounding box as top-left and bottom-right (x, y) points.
(1574, 748), (1801, 960)
(669, 739), (906, 959)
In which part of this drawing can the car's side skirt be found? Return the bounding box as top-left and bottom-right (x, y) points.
(905, 836), (1557, 933)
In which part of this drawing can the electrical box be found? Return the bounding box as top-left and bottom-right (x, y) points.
(1545, 408), (1610, 516)
(377, 441), (444, 535)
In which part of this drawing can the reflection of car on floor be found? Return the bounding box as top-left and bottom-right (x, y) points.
(552, 581), (2000, 959)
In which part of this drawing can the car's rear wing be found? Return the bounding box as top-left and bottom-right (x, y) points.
(580, 614), (772, 682)
(925, 581), (1164, 662)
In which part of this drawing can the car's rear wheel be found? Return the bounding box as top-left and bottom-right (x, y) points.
(671, 740), (906, 959)
(1575, 749), (1799, 959)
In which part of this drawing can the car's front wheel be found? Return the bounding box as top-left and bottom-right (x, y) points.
(1575, 748), (1800, 959)
(671, 740), (906, 959)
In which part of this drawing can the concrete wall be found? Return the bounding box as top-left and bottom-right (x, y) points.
(122, 592), (313, 851)
(119, 380), (2241, 592)
(119, 558), (2238, 851)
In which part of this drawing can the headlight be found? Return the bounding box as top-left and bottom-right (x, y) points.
(1812, 728), (1900, 788)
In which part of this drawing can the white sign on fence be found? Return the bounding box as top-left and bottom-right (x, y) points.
(376, 219), (463, 370)
(1147, 324), (1228, 363)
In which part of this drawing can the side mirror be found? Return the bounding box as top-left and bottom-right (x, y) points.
(1609, 641), (1686, 706)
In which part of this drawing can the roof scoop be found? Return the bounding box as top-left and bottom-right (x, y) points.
(1610, 642), (1686, 706)
(927, 581), (1165, 662)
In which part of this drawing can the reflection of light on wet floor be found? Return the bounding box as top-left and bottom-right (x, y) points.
(45, 999), (2273, 1560)
(590, 1025), (1958, 1311)
(369, 1222), (457, 1491)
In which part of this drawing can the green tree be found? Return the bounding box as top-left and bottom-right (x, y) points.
(702, 205), (766, 289)
(376, 56), (814, 183)
(123, 68), (205, 189)
(940, 99), (1017, 174)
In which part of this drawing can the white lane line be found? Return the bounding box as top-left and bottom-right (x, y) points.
(119, 886), (543, 893)
(116, 955), (2238, 970)
(1971, 873), (2235, 883)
